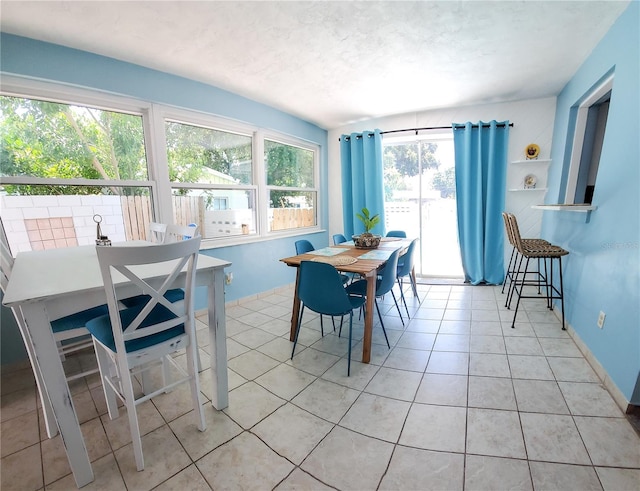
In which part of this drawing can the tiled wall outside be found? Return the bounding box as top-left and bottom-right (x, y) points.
(25, 217), (78, 250)
(1, 195), (127, 254)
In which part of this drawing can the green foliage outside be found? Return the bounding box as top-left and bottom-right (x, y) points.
(432, 166), (456, 198)
(383, 141), (440, 201)
(265, 140), (314, 208)
(0, 96), (147, 195)
(0, 96), (312, 208)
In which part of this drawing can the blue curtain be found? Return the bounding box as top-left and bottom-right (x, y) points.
(340, 129), (385, 237)
(453, 121), (509, 285)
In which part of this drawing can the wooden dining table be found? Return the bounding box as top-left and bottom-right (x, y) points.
(280, 237), (413, 364)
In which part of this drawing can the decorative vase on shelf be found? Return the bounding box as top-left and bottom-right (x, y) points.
(352, 233), (381, 249)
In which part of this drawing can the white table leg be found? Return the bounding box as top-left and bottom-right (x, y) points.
(207, 268), (229, 409)
(21, 303), (94, 487)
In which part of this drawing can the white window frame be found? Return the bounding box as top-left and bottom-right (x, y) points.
(158, 107), (261, 244)
(0, 75), (162, 215)
(564, 73), (614, 204)
(1, 76), (323, 249)
(263, 131), (321, 235)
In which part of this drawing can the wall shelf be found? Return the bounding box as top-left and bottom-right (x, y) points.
(532, 204), (596, 212)
(511, 159), (551, 165)
(508, 188), (547, 192)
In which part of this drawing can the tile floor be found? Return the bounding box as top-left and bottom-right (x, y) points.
(2, 282), (639, 490)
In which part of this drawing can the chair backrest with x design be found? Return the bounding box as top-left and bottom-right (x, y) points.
(88, 236), (205, 471)
(95, 238), (200, 354)
(164, 223), (200, 244)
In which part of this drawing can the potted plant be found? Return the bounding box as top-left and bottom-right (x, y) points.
(353, 207), (382, 249)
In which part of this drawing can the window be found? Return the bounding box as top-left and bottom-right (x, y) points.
(0, 91), (155, 252)
(164, 119), (256, 239)
(382, 133), (463, 277)
(1, 77), (322, 252)
(265, 139), (317, 231)
(564, 73), (613, 204)
(213, 197), (229, 210)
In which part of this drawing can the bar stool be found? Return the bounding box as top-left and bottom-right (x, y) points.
(501, 212), (550, 299)
(506, 213), (568, 330)
(504, 212), (554, 309)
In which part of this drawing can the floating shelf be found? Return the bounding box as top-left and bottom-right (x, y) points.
(508, 188), (548, 192)
(511, 159), (551, 165)
(532, 204), (597, 212)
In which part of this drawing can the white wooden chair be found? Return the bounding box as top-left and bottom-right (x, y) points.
(0, 226), (105, 438)
(147, 221), (167, 243)
(163, 223), (199, 243)
(86, 237), (205, 470)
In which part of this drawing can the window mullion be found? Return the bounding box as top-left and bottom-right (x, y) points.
(147, 104), (173, 223)
(254, 130), (267, 236)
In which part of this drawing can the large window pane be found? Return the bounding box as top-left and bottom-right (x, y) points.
(265, 140), (317, 231)
(265, 140), (314, 188)
(165, 121), (252, 184)
(0, 94), (153, 254)
(0, 96), (148, 181)
(171, 188), (256, 238)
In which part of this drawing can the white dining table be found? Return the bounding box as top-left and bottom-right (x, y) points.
(2, 242), (231, 487)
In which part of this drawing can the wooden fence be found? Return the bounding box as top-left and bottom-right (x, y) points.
(270, 208), (315, 231)
(120, 196), (314, 239)
(120, 195), (204, 240)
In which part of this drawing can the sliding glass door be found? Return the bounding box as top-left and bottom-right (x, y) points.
(382, 133), (463, 278)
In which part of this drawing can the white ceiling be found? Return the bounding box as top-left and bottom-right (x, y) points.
(0, 1), (630, 129)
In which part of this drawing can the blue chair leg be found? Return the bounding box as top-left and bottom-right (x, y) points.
(347, 312), (353, 376)
(291, 305), (306, 358)
(390, 290), (405, 326)
(398, 278), (410, 319)
(374, 300), (391, 348)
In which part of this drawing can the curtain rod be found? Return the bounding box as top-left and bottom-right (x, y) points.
(340, 123), (513, 141)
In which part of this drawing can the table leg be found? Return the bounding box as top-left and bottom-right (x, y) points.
(22, 303), (94, 488)
(362, 271), (376, 363)
(208, 268), (229, 410)
(289, 267), (301, 341)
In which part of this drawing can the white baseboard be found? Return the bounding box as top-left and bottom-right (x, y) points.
(555, 306), (631, 412)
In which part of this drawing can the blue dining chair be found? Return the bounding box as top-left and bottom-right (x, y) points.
(291, 261), (365, 375)
(294, 239), (349, 332)
(396, 238), (419, 318)
(332, 233), (347, 245)
(295, 239), (314, 254)
(386, 230), (407, 238)
(346, 248), (403, 346)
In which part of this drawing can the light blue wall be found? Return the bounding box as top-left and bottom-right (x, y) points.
(543, 2), (639, 404)
(0, 33), (329, 303)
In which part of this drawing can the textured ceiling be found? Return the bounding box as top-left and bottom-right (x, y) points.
(0, 1), (630, 129)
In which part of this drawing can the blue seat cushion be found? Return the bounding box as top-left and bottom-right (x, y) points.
(51, 304), (110, 333)
(119, 288), (185, 308)
(86, 303), (185, 353)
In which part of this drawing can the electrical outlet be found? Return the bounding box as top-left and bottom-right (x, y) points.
(597, 311), (606, 329)
(225, 272), (233, 285)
